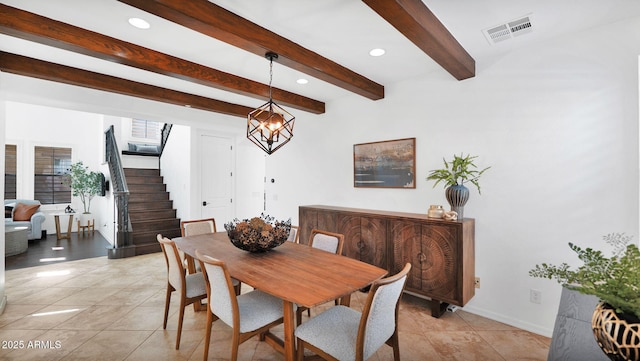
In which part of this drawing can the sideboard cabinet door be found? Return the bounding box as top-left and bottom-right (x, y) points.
(420, 223), (460, 303)
(322, 212), (388, 270)
(391, 220), (468, 306)
(299, 207), (317, 245)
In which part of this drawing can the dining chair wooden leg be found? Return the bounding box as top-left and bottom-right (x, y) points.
(202, 310), (213, 361)
(296, 308), (304, 326)
(231, 331), (241, 361)
(389, 330), (400, 361)
(340, 294), (351, 307)
(296, 339), (305, 361)
(176, 298), (186, 349)
(163, 283), (172, 329)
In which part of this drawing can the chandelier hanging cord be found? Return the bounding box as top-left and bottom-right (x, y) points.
(266, 52), (277, 103)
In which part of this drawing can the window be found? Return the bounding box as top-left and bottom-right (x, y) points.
(5, 144), (16, 199)
(34, 146), (72, 204)
(131, 119), (161, 141)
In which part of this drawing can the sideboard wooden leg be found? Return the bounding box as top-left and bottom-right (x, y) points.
(431, 300), (448, 318)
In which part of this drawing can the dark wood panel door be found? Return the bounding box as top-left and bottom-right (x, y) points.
(317, 210), (338, 234)
(336, 214), (361, 259)
(335, 215), (387, 270)
(420, 223), (459, 302)
(298, 207), (317, 245)
(360, 216), (387, 270)
(390, 220), (422, 292)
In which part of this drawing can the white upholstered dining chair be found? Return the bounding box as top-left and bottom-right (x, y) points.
(180, 218), (241, 295)
(308, 228), (344, 254)
(295, 263), (412, 361)
(287, 225), (300, 243)
(156, 234), (207, 350)
(195, 249), (286, 361)
(179, 218), (217, 272)
(296, 229), (345, 324)
(181, 217), (217, 236)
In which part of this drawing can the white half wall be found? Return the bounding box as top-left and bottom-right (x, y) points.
(161, 124), (191, 221)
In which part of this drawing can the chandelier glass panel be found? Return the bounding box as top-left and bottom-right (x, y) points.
(247, 52), (295, 155)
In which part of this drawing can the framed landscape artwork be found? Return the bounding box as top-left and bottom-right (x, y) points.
(353, 138), (416, 188)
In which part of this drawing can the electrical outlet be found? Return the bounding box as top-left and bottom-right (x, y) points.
(474, 277), (480, 288)
(530, 289), (542, 304)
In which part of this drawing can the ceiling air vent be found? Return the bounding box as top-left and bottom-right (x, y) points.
(483, 14), (533, 45)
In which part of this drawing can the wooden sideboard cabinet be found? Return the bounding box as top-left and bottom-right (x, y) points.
(299, 205), (475, 317)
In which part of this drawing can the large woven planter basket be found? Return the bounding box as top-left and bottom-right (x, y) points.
(592, 302), (640, 361)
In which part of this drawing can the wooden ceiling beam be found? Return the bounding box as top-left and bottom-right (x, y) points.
(363, 0), (475, 80)
(0, 52), (256, 118)
(0, 3), (324, 114)
(118, 0), (385, 100)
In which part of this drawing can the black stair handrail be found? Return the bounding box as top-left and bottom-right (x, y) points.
(105, 125), (132, 248)
(157, 123), (172, 169)
(159, 123), (172, 155)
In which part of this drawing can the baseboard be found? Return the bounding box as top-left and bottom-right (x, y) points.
(106, 245), (137, 259)
(461, 304), (554, 337)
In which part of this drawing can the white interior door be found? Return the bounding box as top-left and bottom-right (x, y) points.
(200, 134), (233, 225)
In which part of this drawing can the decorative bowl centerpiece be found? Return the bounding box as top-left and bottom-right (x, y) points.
(224, 214), (291, 253)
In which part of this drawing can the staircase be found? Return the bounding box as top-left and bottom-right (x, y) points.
(125, 168), (181, 255)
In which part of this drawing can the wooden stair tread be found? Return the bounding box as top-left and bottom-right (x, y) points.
(123, 167), (180, 256)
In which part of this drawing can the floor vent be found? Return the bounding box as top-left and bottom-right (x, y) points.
(483, 14), (533, 45)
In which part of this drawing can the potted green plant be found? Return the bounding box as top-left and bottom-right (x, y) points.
(529, 233), (640, 359)
(66, 161), (102, 215)
(426, 153), (490, 219)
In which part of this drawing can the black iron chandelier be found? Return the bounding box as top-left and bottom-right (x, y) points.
(247, 52), (295, 155)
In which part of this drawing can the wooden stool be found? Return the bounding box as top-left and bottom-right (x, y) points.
(77, 219), (95, 237)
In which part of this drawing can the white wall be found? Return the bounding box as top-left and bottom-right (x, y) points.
(161, 124), (191, 221)
(264, 17), (640, 336)
(5, 102), (110, 237)
(185, 127), (264, 223)
(161, 119), (265, 223)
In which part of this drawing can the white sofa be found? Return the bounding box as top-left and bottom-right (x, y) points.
(5, 199), (46, 240)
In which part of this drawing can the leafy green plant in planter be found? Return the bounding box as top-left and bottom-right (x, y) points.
(530, 233), (640, 360)
(529, 233), (640, 318)
(66, 161), (102, 214)
(426, 153), (490, 218)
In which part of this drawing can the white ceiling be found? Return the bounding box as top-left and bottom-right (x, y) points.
(3, 0), (640, 114)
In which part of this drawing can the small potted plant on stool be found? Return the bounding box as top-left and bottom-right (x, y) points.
(67, 161), (101, 235)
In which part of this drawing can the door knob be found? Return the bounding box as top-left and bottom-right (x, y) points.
(202, 201), (207, 206)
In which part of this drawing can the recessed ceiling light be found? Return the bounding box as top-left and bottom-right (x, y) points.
(128, 17), (150, 29)
(296, 78), (309, 85)
(369, 48), (386, 57)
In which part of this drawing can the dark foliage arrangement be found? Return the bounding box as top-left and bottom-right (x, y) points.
(225, 214), (291, 253)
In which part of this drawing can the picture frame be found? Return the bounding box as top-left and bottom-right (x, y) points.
(353, 137), (416, 188)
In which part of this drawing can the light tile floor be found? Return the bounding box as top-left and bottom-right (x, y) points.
(0, 253), (551, 360)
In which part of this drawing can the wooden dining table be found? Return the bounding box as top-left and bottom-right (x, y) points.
(173, 231), (388, 361)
